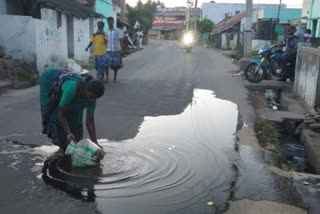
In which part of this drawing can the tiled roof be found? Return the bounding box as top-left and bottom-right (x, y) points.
(214, 12), (246, 33)
(36, 0), (105, 18)
(215, 17), (232, 29)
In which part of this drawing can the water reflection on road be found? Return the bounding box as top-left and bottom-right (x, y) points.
(1, 89), (305, 214)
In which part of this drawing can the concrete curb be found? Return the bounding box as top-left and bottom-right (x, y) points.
(301, 129), (320, 174)
(245, 80), (293, 92)
(0, 80), (12, 95)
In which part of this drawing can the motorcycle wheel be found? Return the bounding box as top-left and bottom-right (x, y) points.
(245, 63), (266, 83)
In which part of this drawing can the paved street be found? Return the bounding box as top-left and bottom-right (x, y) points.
(0, 40), (313, 214)
(0, 40), (255, 141)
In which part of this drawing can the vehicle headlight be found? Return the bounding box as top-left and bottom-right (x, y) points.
(183, 34), (193, 45)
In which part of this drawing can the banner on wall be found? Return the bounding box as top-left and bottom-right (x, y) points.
(155, 7), (201, 15)
(153, 17), (184, 28)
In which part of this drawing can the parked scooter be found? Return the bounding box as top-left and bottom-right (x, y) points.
(182, 32), (193, 53)
(244, 43), (295, 83)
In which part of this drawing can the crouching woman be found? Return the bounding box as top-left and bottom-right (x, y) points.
(40, 68), (105, 155)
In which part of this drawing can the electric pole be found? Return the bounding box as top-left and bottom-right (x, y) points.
(277, 0), (282, 20)
(186, 6), (190, 30)
(194, 0), (198, 32)
(243, 0), (253, 58)
(186, 0), (193, 31)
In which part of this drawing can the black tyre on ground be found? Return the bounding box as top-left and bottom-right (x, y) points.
(185, 47), (192, 53)
(245, 63), (266, 83)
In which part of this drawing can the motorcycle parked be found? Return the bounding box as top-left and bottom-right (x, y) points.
(244, 43), (295, 83)
(183, 32), (193, 53)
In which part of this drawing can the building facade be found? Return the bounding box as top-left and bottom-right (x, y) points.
(95, 0), (113, 30)
(201, 2), (282, 25)
(0, 0), (104, 73)
(258, 8), (302, 24)
(301, 0), (312, 23)
(150, 7), (201, 40)
(307, 0), (320, 37)
(213, 12), (246, 49)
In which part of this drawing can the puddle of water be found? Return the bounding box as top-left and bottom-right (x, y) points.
(0, 89), (310, 214)
(294, 178), (320, 214)
(280, 135), (315, 174)
(42, 89), (239, 213)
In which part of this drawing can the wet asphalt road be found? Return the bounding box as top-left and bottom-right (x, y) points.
(0, 40), (255, 141)
(0, 40), (313, 213)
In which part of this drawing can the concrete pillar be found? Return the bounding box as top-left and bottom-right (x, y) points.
(243, 0), (252, 58)
(194, 0), (198, 32)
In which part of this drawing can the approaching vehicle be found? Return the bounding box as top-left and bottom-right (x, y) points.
(244, 43), (295, 83)
(183, 32), (193, 53)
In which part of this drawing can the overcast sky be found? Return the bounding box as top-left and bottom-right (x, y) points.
(126, 0), (303, 8)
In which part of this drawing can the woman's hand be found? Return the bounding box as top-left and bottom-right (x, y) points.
(97, 143), (104, 153)
(92, 139), (104, 152)
(96, 143), (104, 158)
(66, 133), (75, 143)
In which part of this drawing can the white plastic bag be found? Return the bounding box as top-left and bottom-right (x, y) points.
(65, 139), (103, 167)
(66, 59), (89, 76)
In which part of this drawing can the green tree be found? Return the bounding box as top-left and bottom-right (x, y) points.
(127, 0), (165, 36)
(128, 6), (153, 36)
(144, 0), (157, 12)
(141, 0), (164, 13)
(136, 0), (143, 9)
(191, 18), (215, 34)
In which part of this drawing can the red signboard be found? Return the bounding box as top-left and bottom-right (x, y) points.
(153, 16), (184, 28)
(153, 8), (200, 28)
(155, 16), (164, 21)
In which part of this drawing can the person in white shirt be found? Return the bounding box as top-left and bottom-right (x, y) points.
(103, 17), (123, 82)
(138, 30), (144, 49)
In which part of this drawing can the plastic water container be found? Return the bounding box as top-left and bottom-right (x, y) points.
(65, 139), (104, 167)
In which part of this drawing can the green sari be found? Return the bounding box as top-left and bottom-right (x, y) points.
(40, 68), (96, 149)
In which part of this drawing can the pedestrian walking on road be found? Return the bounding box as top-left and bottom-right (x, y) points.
(85, 21), (106, 81)
(138, 30), (144, 49)
(122, 31), (129, 55)
(40, 68), (105, 156)
(104, 17), (123, 82)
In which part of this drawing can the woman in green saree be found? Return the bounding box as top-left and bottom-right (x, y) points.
(40, 68), (105, 155)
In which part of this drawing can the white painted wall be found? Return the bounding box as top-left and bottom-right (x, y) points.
(302, 0), (312, 21)
(0, 14), (60, 72)
(0, 15), (36, 62)
(258, 10), (264, 20)
(294, 45), (320, 107)
(221, 33), (238, 49)
(73, 18), (91, 64)
(1, 8), (93, 73)
(221, 33), (227, 49)
(39, 8), (68, 70)
(34, 19), (50, 71)
(252, 40), (271, 51)
(94, 18), (100, 33)
(230, 34), (238, 49)
(241, 9), (260, 32)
